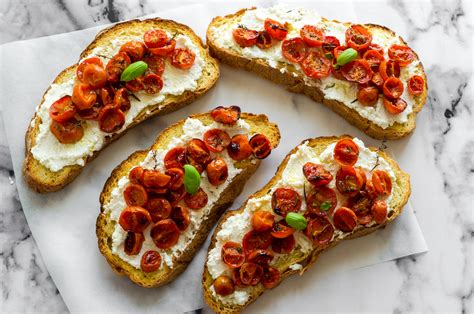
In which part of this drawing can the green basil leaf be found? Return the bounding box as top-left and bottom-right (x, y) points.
(320, 201), (331, 211)
(120, 61), (148, 82)
(183, 164), (201, 195)
(285, 212), (307, 230)
(336, 48), (358, 66)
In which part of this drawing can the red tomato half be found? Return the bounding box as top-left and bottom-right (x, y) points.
(264, 18), (288, 40)
(334, 138), (359, 166)
(300, 25), (325, 47)
(281, 37), (307, 63)
(345, 24), (372, 50)
(49, 96), (76, 123)
(408, 75), (425, 96)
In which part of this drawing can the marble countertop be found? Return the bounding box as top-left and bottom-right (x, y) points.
(0, 0), (472, 312)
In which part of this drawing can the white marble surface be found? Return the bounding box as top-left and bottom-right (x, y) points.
(0, 0), (472, 313)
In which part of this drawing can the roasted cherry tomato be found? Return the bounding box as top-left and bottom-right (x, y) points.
(345, 24), (372, 50)
(367, 43), (384, 55)
(383, 97), (407, 114)
(301, 51), (331, 79)
(50, 119), (84, 144)
(143, 29), (168, 48)
(252, 210), (275, 232)
(341, 59), (373, 84)
(49, 95), (76, 123)
(119, 206), (152, 233)
(379, 60), (400, 81)
(140, 250), (162, 272)
(262, 266), (280, 289)
(77, 103), (101, 120)
(143, 170), (171, 188)
(242, 230), (272, 253)
(184, 188), (208, 210)
(106, 52), (131, 83)
(221, 241), (245, 268)
(203, 129), (231, 153)
(363, 49), (384, 70)
(119, 41), (146, 62)
(82, 63), (107, 89)
(213, 275), (235, 296)
(336, 165), (365, 196)
(166, 185), (186, 206)
(124, 184), (148, 207)
(372, 200), (388, 224)
(72, 83), (97, 110)
(371, 72), (384, 89)
(408, 75), (425, 96)
(240, 262), (263, 286)
(372, 170), (392, 195)
(333, 207), (358, 232)
(232, 27), (259, 47)
(248, 249), (273, 265)
(304, 216), (334, 245)
(143, 54), (165, 76)
(249, 134), (272, 159)
(99, 86), (114, 106)
(271, 234), (295, 254)
(150, 219), (180, 249)
(186, 138), (211, 171)
(271, 220), (295, 239)
(346, 191), (373, 225)
(171, 48), (195, 69)
(206, 158), (228, 186)
(165, 168), (184, 191)
(129, 166), (145, 185)
(98, 105), (125, 133)
(272, 187), (302, 217)
(125, 77), (144, 92)
(211, 105), (241, 125)
(264, 18), (288, 40)
(322, 36), (341, 56)
(164, 147), (186, 170)
(76, 57), (103, 82)
(334, 138), (359, 166)
(228, 134), (253, 161)
(383, 77), (404, 99)
(365, 179), (379, 199)
(256, 31), (273, 49)
(148, 38), (176, 57)
(306, 186), (337, 216)
(124, 232), (144, 255)
(358, 86), (379, 106)
(170, 205), (190, 231)
(143, 73), (163, 94)
(281, 37), (307, 63)
(145, 197), (172, 223)
(300, 25), (325, 47)
(388, 44), (415, 66)
(113, 88), (131, 112)
(303, 162), (333, 187)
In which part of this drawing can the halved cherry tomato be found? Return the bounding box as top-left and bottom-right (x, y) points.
(306, 186), (337, 216)
(186, 138), (211, 171)
(248, 249), (273, 265)
(113, 88), (131, 112)
(256, 31), (273, 49)
(170, 205), (190, 231)
(143, 170), (171, 188)
(303, 162), (333, 187)
(304, 216), (334, 245)
(99, 86), (114, 106)
(232, 268), (244, 287)
(333, 207), (358, 232)
(232, 27), (259, 47)
(150, 219), (180, 249)
(301, 51), (331, 79)
(119, 41), (146, 62)
(77, 103), (101, 120)
(334, 138), (359, 166)
(125, 77), (144, 92)
(82, 63), (107, 89)
(388, 44), (415, 66)
(271, 220), (295, 239)
(143, 54), (165, 76)
(322, 36), (341, 56)
(336, 165), (365, 196)
(221, 241), (245, 268)
(206, 158), (228, 186)
(383, 97), (407, 114)
(119, 206), (152, 233)
(164, 147), (186, 169)
(145, 197), (172, 223)
(72, 83), (97, 110)
(271, 234), (295, 254)
(341, 59), (373, 84)
(214, 275), (234, 296)
(300, 25), (325, 47)
(228, 134), (253, 161)
(372, 200), (388, 224)
(141, 250), (162, 272)
(408, 75), (425, 96)
(124, 232), (144, 255)
(49, 96), (76, 123)
(363, 49), (384, 69)
(252, 210), (275, 232)
(203, 129), (231, 153)
(211, 106), (241, 125)
(129, 166), (144, 185)
(358, 86), (379, 106)
(249, 134), (272, 159)
(106, 52), (131, 83)
(166, 185), (186, 206)
(143, 73), (163, 94)
(346, 191), (373, 225)
(240, 262), (263, 286)
(264, 18), (288, 40)
(124, 184), (148, 207)
(148, 38), (176, 57)
(272, 188), (302, 217)
(98, 105), (125, 133)
(262, 266), (280, 289)
(184, 188), (208, 210)
(346, 24), (372, 50)
(77, 57), (103, 82)
(50, 119), (84, 144)
(365, 179), (379, 199)
(371, 72), (384, 89)
(367, 43), (384, 55)
(281, 37), (307, 63)
(379, 60), (400, 81)
(242, 230), (272, 253)
(383, 77), (404, 99)
(165, 168), (184, 191)
(171, 48), (195, 69)
(372, 170), (392, 195)
(143, 29), (168, 48)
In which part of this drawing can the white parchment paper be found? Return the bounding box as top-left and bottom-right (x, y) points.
(0, 1), (427, 312)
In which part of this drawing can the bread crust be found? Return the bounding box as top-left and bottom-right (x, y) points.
(206, 8), (428, 141)
(96, 112), (281, 288)
(23, 18), (220, 193)
(202, 135), (411, 313)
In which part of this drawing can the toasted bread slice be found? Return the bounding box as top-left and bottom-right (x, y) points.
(207, 7), (428, 140)
(203, 135), (410, 313)
(24, 18), (219, 193)
(97, 111), (280, 287)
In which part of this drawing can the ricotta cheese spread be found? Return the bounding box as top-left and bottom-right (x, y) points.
(206, 137), (395, 304)
(31, 33), (205, 172)
(104, 117), (253, 271)
(210, 4), (422, 129)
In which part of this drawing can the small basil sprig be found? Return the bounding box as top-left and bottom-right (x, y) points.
(285, 212), (307, 230)
(336, 48), (358, 67)
(120, 61), (148, 81)
(183, 164), (201, 195)
(320, 201), (332, 211)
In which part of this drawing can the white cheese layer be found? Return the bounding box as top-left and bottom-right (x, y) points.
(104, 118), (252, 270)
(210, 4), (422, 129)
(31, 34), (204, 172)
(206, 138), (395, 304)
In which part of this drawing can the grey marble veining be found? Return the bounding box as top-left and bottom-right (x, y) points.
(1, 0), (472, 312)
